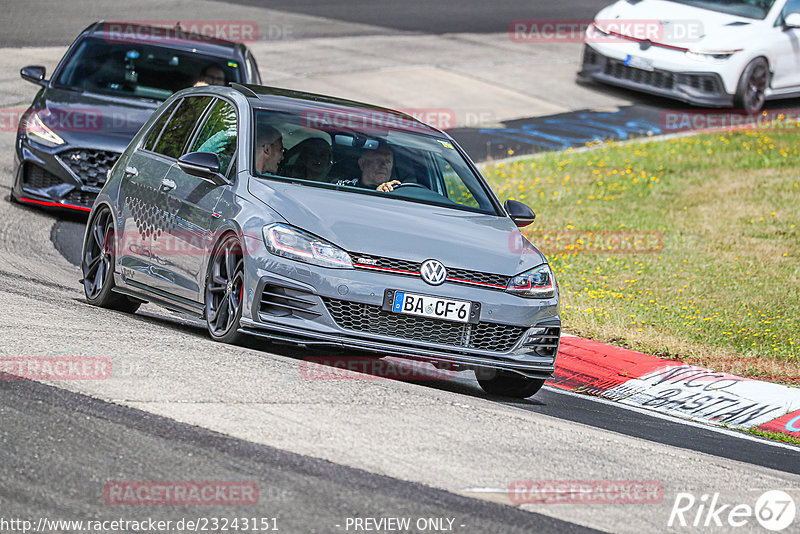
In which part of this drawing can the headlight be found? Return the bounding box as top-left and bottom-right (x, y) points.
(263, 223), (353, 269)
(24, 112), (65, 146)
(685, 48), (741, 62)
(592, 21), (610, 35)
(506, 264), (556, 298)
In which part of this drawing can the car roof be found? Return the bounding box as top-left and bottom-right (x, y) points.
(84, 21), (245, 58)
(232, 84), (447, 137)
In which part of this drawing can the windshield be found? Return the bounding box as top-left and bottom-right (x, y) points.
(53, 37), (242, 100)
(252, 108), (498, 215)
(665, 0), (777, 19)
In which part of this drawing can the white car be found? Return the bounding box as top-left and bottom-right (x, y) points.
(579, 0), (800, 111)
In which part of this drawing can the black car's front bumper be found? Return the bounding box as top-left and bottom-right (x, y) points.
(12, 136), (120, 212)
(578, 44), (734, 108)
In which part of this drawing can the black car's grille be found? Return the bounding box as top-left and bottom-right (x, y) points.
(60, 149), (119, 187)
(520, 325), (561, 358)
(259, 283), (321, 319)
(322, 297), (526, 353)
(351, 253), (510, 290)
(22, 164), (63, 190)
(64, 189), (96, 208)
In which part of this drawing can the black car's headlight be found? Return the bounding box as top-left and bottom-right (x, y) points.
(23, 112), (65, 146)
(263, 223), (353, 269)
(506, 264), (556, 298)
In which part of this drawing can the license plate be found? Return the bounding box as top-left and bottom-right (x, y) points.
(382, 289), (480, 324)
(624, 54), (654, 71)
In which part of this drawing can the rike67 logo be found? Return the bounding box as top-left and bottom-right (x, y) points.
(669, 490), (796, 531)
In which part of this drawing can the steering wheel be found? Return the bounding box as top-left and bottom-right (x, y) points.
(392, 182), (427, 190)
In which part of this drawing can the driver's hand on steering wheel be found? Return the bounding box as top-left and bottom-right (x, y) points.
(376, 180), (401, 192)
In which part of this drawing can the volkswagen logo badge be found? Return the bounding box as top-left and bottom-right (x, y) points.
(420, 259), (447, 285)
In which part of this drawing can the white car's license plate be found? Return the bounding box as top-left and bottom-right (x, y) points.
(624, 54), (654, 71)
(383, 290), (479, 324)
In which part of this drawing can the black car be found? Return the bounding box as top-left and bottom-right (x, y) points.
(11, 21), (261, 212)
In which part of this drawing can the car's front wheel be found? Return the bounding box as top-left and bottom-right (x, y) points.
(205, 234), (246, 344)
(81, 207), (141, 313)
(734, 57), (769, 112)
(477, 369), (545, 398)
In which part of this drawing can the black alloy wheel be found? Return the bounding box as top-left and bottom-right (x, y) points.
(82, 207), (141, 313)
(205, 235), (246, 343)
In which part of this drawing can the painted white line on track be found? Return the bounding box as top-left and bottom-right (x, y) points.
(541, 385), (800, 452)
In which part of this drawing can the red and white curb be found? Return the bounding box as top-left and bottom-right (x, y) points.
(549, 335), (800, 441)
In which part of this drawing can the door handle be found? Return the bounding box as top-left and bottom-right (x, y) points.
(124, 166), (138, 178)
(160, 178), (176, 192)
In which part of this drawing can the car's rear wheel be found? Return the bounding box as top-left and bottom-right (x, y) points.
(734, 58), (768, 112)
(477, 370), (545, 398)
(205, 235), (246, 344)
(82, 207), (141, 313)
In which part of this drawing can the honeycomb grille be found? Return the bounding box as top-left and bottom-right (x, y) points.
(351, 253), (510, 290)
(322, 297), (526, 352)
(604, 60), (674, 90)
(60, 149), (119, 187)
(64, 189), (96, 207)
(22, 165), (63, 190)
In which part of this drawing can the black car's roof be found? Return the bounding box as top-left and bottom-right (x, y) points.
(84, 21), (245, 58)
(235, 84), (446, 137)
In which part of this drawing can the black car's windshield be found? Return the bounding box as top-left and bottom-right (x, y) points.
(665, 0), (776, 19)
(252, 108), (497, 215)
(53, 37), (241, 100)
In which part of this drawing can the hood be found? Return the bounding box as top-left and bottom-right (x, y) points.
(597, 0), (762, 50)
(248, 178), (547, 276)
(35, 87), (159, 152)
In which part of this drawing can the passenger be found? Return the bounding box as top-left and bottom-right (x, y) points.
(255, 125), (284, 175)
(334, 143), (401, 192)
(194, 64), (226, 87)
(285, 138), (332, 181)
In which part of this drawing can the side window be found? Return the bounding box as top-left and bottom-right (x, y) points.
(246, 53), (261, 84)
(143, 99), (181, 151)
(153, 96), (212, 159)
(435, 154), (479, 209)
(189, 99), (238, 176)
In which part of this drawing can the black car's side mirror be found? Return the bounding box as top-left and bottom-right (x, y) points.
(20, 65), (47, 87)
(504, 199), (536, 227)
(178, 152), (227, 186)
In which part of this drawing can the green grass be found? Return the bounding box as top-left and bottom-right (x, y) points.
(482, 123), (800, 384)
(747, 428), (800, 446)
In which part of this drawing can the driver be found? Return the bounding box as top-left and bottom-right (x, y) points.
(334, 143), (401, 192)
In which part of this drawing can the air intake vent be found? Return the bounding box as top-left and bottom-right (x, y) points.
(259, 283), (321, 318)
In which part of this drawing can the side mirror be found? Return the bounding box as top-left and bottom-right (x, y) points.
(20, 65), (47, 86)
(785, 12), (800, 28)
(177, 152), (227, 186)
(504, 199), (536, 227)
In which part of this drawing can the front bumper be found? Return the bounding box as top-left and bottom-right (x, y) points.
(578, 44), (734, 108)
(12, 136), (120, 212)
(240, 264), (561, 379)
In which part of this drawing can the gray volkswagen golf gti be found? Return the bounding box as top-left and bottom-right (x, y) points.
(81, 83), (561, 398)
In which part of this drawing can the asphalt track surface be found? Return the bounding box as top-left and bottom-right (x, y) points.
(1, 377), (597, 533)
(214, 0), (609, 35)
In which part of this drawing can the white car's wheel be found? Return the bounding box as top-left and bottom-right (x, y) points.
(734, 58), (769, 112)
